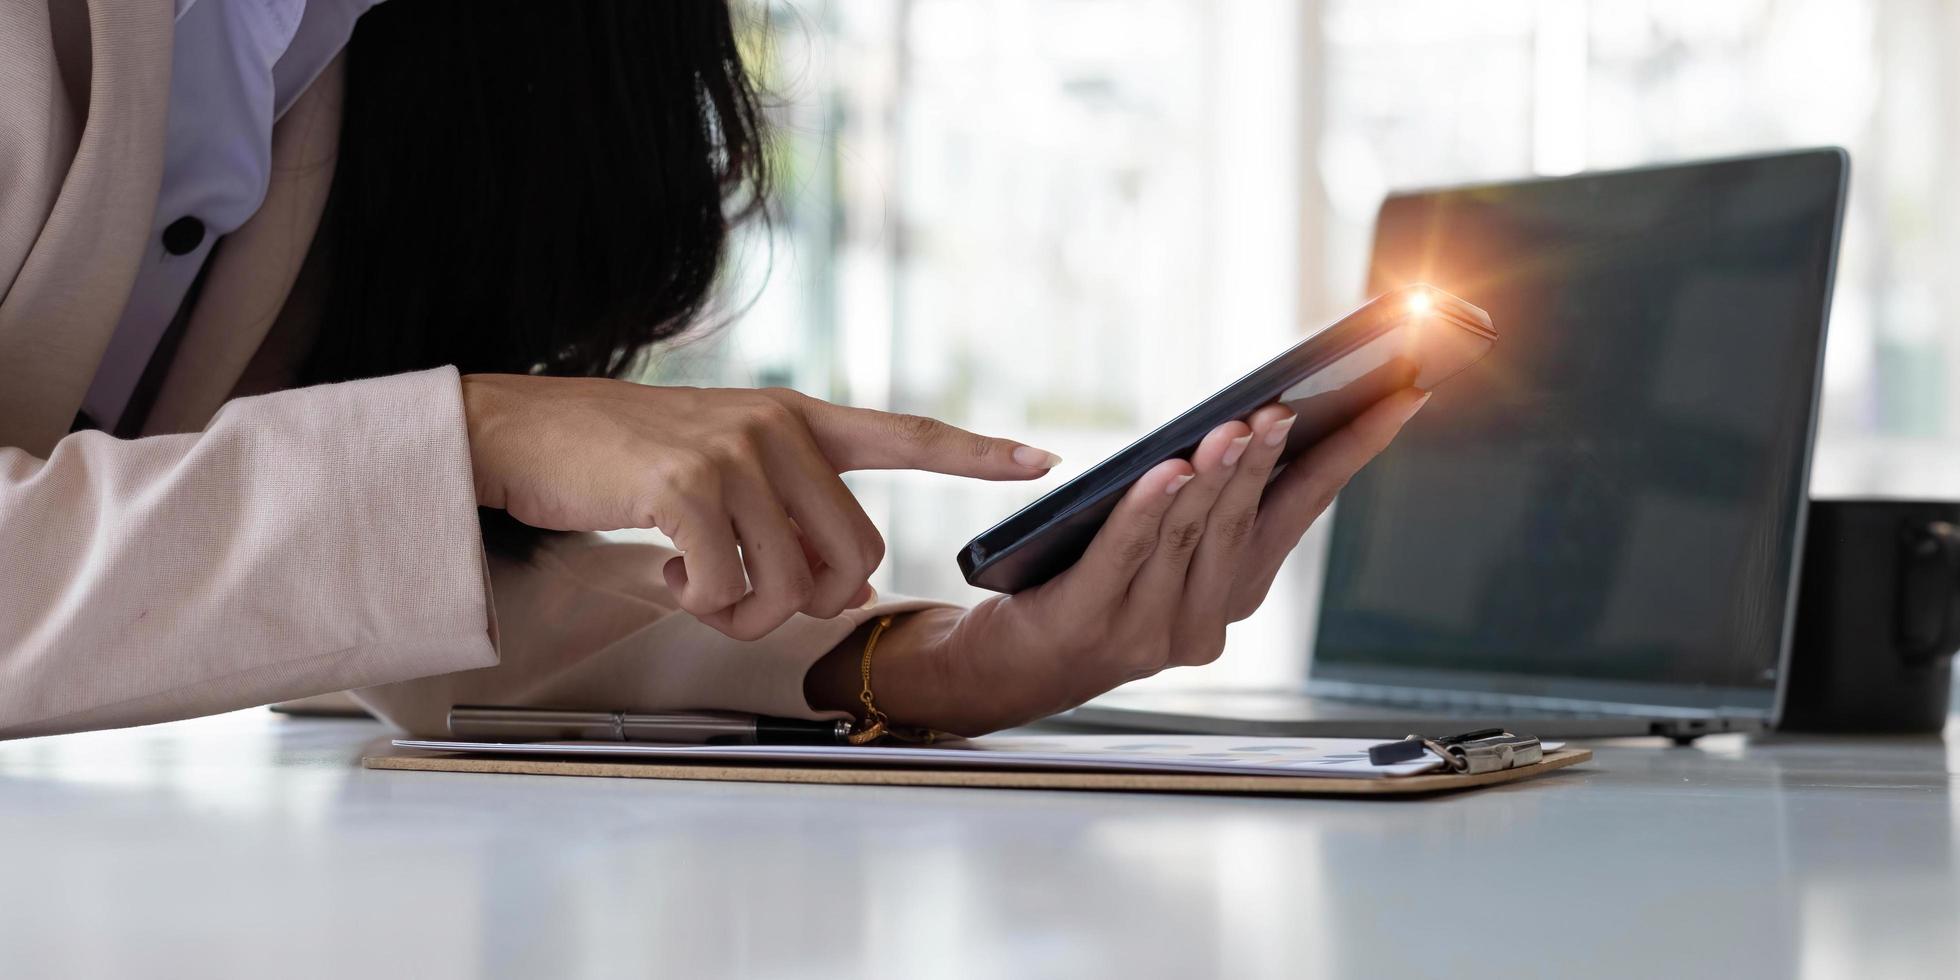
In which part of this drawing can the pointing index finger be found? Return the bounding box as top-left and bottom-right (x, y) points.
(798, 398), (1061, 480)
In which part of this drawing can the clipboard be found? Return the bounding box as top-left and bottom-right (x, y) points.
(362, 744), (1590, 798)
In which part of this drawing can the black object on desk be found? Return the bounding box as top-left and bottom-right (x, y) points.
(1779, 499), (1960, 733)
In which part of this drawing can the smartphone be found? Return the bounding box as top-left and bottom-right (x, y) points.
(957, 283), (1496, 594)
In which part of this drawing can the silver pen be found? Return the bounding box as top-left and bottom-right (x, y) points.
(448, 705), (854, 745)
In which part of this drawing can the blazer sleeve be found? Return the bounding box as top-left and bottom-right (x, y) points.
(352, 534), (957, 736)
(0, 367), (499, 739)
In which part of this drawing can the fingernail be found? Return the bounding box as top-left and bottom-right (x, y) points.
(1166, 474), (1195, 496)
(858, 586), (880, 608)
(1264, 415), (1297, 448)
(1222, 434), (1253, 468)
(1013, 445), (1063, 469)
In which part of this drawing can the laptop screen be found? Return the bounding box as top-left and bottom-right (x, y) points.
(1313, 150), (1847, 716)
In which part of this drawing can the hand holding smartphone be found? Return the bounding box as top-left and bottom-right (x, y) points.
(958, 284), (1495, 593)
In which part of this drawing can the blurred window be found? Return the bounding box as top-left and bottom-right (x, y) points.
(644, 0), (1955, 685)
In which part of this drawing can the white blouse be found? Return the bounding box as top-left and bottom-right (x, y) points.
(82, 0), (385, 430)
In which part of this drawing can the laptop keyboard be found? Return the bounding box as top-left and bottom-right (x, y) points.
(1100, 683), (1627, 720)
(1312, 682), (1649, 718)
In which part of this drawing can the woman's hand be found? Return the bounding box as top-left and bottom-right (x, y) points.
(461, 374), (1059, 640)
(805, 389), (1430, 735)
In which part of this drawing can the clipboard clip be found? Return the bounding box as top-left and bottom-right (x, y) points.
(1366, 728), (1544, 774)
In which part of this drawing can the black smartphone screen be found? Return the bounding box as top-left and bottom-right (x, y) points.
(958, 284), (1496, 593)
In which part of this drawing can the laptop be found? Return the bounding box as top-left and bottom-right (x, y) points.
(1071, 148), (1850, 743)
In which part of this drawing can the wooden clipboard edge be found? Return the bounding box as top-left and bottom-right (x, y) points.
(360, 746), (1592, 798)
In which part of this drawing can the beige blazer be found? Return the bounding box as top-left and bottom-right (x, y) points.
(0, 0), (940, 739)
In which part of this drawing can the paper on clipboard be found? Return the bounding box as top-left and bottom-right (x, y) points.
(392, 734), (1565, 779)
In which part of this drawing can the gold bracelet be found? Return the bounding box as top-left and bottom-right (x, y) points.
(846, 614), (937, 746)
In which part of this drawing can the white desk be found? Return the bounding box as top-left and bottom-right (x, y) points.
(2, 710), (1956, 979)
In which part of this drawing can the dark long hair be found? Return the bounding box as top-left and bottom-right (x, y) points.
(304, 0), (770, 555)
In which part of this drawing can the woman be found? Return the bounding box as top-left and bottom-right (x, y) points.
(0, 0), (1425, 740)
